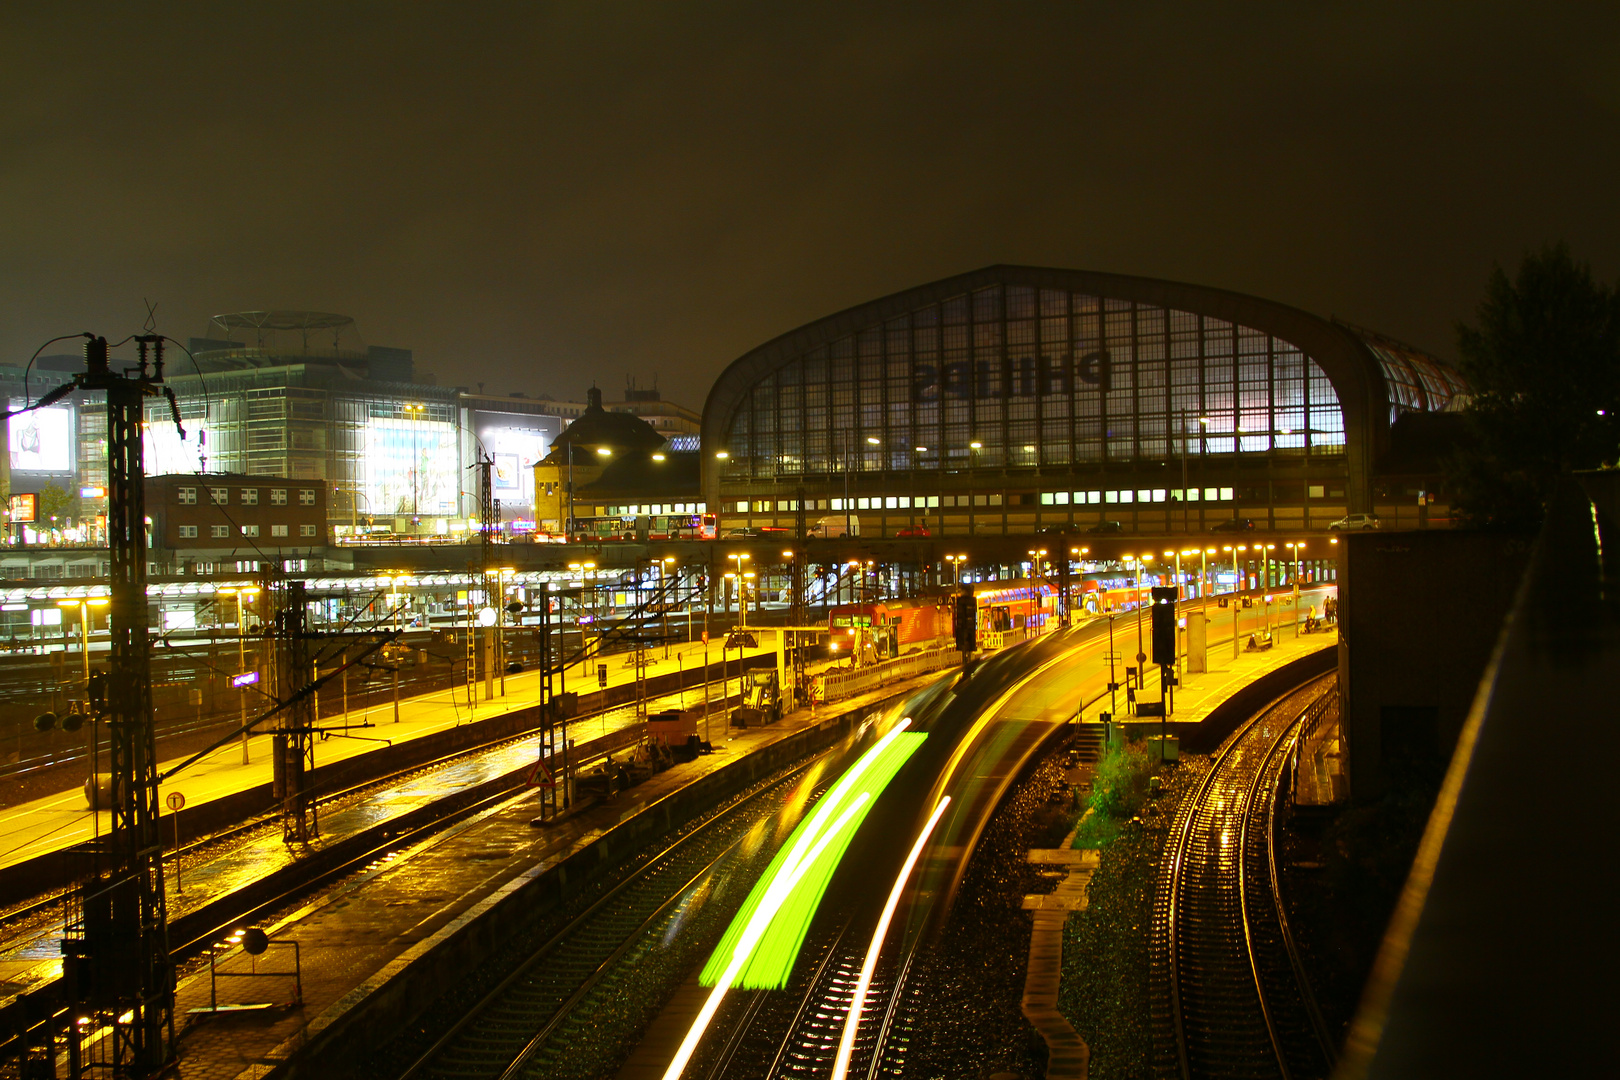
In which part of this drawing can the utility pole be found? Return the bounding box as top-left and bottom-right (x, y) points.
(477, 454), (496, 701)
(57, 333), (178, 1076)
(274, 580), (316, 843)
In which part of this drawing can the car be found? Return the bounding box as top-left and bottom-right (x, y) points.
(1087, 520), (1124, 533)
(895, 525), (930, 538)
(1038, 523), (1084, 536)
(724, 526), (791, 539)
(1210, 518), (1256, 532)
(1328, 513), (1382, 531)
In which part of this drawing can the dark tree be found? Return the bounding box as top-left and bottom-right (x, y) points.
(1450, 243), (1620, 528)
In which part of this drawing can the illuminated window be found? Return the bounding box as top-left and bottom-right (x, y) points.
(1220, 487), (1234, 501)
(241, 524), (259, 537)
(1205, 487), (1219, 500)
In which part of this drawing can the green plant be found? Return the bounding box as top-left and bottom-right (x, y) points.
(1088, 737), (1153, 820)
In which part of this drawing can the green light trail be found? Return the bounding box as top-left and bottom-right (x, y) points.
(701, 727), (926, 990)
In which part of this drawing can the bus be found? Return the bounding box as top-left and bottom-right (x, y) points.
(571, 513), (717, 542)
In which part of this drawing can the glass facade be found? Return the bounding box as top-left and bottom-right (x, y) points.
(719, 283), (1347, 481)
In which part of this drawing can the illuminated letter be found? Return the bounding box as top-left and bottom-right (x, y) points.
(911, 363), (939, 403)
(1078, 349), (1112, 394)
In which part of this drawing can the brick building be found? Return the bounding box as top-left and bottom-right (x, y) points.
(146, 473), (329, 573)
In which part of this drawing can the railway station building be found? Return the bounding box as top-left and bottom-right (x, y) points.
(701, 266), (1469, 537)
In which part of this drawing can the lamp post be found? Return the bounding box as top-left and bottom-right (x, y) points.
(1263, 543), (1277, 635)
(727, 552), (751, 625)
(1286, 541), (1305, 635)
(945, 553), (966, 588)
(911, 446), (926, 532)
(402, 402), (426, 535)
(1124, 553), (1152, 687)
(967, 440), (983, 536)
(214, 586), (259, 763)
(659, 556), (675, 658)
(1070, 546), (1090, 621)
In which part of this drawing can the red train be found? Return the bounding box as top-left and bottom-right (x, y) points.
(828, 596), (952, 658)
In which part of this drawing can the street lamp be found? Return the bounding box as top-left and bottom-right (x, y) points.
(402, 402), (426, 535)
(1123, 553), (1153, 688)
(215, 586), (260, 763)
(911, 446), (927, 531)
(727, 552), (751, 624)
(659, 556), (675, 658)
(1286, 541), (1305, 635)
(967, 440), (983, 536)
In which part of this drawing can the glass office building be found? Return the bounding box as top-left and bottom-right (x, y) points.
(703, 266), (1467, 535)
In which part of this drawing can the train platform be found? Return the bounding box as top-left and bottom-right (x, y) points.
(139, 670), (937, 1080)
(0, 635), (784, 879)
(1078, 589), (1338, 732)
(0, 665), (754, 1012)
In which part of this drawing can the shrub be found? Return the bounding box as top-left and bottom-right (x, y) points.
(1089, 737), (1154, 820)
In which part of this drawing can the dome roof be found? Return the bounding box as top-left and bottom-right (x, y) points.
(547, 386), (666, 462)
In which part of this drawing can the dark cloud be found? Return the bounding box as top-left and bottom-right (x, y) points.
(2, 2), (1616, 407)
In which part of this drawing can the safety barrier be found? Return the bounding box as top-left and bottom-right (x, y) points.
(811, 645), (958, 704)
(983, 627), (1032, 650)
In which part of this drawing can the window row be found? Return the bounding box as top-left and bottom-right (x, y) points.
(175, 524), (318, 539)
(176, 486), (316, 506)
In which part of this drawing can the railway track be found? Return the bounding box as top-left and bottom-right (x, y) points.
(1152, 675), (1339, 1080)
(397, 753), (841, 1080)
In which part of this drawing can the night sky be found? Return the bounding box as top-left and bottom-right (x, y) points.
(3, 3), (1616, 408)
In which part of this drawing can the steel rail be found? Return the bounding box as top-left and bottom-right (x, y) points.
(1165, 675), (1333, 1080)
(398, 752), (831, 1080)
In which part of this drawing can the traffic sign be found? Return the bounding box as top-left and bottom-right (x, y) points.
(597, 664), (608, 688)
(166, 791), (185, 812)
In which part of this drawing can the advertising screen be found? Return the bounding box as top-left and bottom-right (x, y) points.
(476, 418), (552, 507)
(8, 493), (37, 523)
(144, 421), (207, 476)
(8, 402), (74, 474)
(362, 417), (459, 517)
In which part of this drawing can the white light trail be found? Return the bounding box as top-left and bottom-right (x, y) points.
(660, 791), (873, 1080)
(831, 794), (953, 1080)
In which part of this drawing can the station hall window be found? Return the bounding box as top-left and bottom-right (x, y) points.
(271, 489), (288, 506)
(298, 489), (316, 506)
(177, 487), (197, 505)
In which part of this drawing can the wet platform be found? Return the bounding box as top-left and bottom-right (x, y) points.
(156, 674), (934, 1080)
(0, 636), (782, 878)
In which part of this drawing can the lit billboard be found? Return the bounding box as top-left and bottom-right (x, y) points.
(8, 402), (74, 474)
(362, 417), (459, 517)
(476, 415), (554, 509)
(144, 421), (207, 476)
